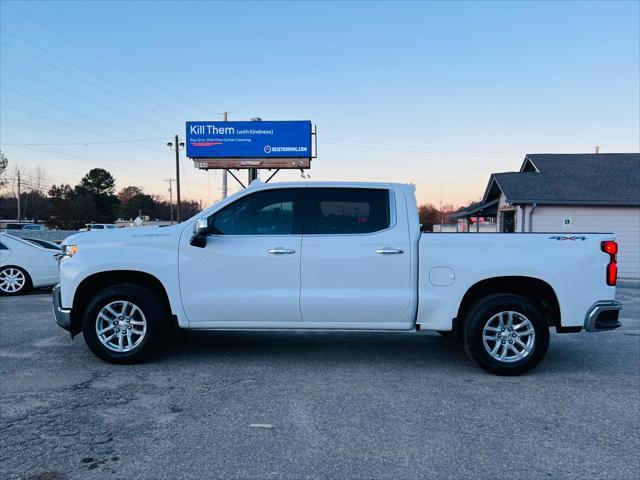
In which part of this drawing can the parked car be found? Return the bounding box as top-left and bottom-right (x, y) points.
(0, 233), (60, 295)
(80, 224), (117, 231)
(53, 181), (622, 374)
(0, 223), (47, 231)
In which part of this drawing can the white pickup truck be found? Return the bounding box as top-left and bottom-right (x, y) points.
(53, 181), (622, 375)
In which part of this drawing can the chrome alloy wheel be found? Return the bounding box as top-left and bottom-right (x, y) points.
(0, 267), (26, 293)
(482, 311), (535, 363)
(95, 300), (147, 353)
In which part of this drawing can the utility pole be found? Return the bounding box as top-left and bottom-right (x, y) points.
(248, 117), (262, 184)
(221, 111), (229, 198)
(16, 169), (21, 223)
(439, 183), (443, 227)
(164, 178), (174, 224)
(167, 137), (184, 222)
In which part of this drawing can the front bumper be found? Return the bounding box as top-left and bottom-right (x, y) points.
(52, 284), (72, 332)
(584, 300), (622, 332)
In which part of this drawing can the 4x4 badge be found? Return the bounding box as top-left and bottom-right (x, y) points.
(549, 236), (587, 241)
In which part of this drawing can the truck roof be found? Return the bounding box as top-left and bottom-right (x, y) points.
(248, 180), (415, 191)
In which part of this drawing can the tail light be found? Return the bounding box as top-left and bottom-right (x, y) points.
(601, 241), (618, 286)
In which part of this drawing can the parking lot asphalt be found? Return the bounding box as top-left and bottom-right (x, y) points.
(1, 285), (639, 480)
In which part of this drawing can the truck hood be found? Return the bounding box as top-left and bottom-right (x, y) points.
(61, 224), (184, 247)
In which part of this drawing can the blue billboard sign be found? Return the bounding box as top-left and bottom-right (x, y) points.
(186, 121), (312, 158)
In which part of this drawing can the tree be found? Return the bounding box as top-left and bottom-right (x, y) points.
(47, 184), (99, 229)
(20, 166), (51, 222)
(418, 203), (441, 232)
(0, 194), (16, 219)
(180, 200), (202, 221)
(150, 195), (172, 220)
(0, 151), (7, 189)
(117, 186), (143, 204)
(21, 191), (51, 223)
(120, 192), (155, 220)
(80, 168), (116, 195)
(77, 168), (119, 222)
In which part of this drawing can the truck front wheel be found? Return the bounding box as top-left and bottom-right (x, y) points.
(462, 294), (549, 376)
(82, 283), (166, 364)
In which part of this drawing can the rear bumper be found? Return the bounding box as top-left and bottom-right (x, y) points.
(584, 300), (622, 332)
(52, 284), (72, 332)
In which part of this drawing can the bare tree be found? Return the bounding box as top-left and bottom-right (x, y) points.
(0, 151), (7, 189)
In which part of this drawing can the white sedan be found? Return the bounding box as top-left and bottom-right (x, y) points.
(0, 233), (60, 295)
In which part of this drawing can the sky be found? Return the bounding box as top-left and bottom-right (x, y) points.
(1, 0), (638, 209)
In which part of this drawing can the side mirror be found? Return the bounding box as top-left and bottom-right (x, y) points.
(190, 218), (209, 248)
(195, 218), (208, 234)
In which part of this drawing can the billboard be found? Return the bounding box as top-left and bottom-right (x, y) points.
(186, 120), (312, 160)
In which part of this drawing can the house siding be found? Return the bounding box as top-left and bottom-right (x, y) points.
(526, 205), (640, 279)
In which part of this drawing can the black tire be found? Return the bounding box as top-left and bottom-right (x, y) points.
(462, 294), (549, 376)
(82, 283), (166, 364)
(0, 265), (32, 296)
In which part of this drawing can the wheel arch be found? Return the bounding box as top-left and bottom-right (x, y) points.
(69, 270), (173, 337)
(456, 276), (561, 330)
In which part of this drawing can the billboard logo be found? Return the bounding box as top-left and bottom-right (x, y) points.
(264, 145), (272, 154)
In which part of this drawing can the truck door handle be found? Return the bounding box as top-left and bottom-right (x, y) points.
(376, 248), (404, 255)
(267, 248), (296, 255)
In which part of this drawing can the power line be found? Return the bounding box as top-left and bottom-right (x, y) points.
(322, 138), (518, 158)
(2, 103), (106, 137)
(1, 138), (167, 146)
(1, 42), (185, 125)
(319, 154), (500, 174)
(1, 140), (171, 186)
(1, 86), (168, 151)
(0, 103), (167, 155)
(3, 139), (202, 202)
(1, 135), (167, 181)
(3, 4), (215, 116)
(0, 64), (175, 133)
(324, 136), (519, 156)
(1, 29), (192, 120)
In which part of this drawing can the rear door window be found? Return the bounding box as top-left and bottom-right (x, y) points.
(304, 188), (391, 234)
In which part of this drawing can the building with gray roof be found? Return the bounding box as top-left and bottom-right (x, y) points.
(453, 153), (639, 278)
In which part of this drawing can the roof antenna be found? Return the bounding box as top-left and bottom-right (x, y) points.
(594, 145), (601, 154)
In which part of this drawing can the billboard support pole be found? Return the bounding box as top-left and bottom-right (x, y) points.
(174, 134), (181, 222)
(264, 169), (280, 183)
(226, 169), (246, 189)
(222, 112), (229, 198)
(248, 116), (261, 184)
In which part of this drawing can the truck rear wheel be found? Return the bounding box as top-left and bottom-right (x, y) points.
(462, 294), (549, 376)
(82, 283), (166, 364)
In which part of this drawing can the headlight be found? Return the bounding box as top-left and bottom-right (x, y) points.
(63, 244), (78, 258)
